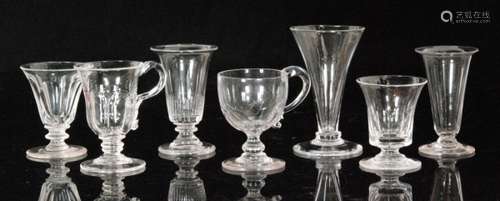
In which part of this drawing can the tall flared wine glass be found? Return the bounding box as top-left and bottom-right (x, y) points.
(151, 44), (217, 157)
(291, 25), (365, 158)
(218, 67), (311, 172)
(77, 60), (166, 174)
(21, 61), (87, 160)
(357, 75), (427, 172)
(415, 46), (478, 157)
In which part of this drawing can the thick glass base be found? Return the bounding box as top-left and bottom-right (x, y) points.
(359, 154), (421, 173)
(26, 145), (87, 160)
(80, 156), (146, 174)
(418, 142), (475, 158)
(293, 139), (363, 159)
(222, 157), (285, 173)
(158, 141), (215, 157)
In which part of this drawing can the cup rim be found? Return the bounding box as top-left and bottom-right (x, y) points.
(356, 75), (428, 87)
(74, 60), (145, 71)
(218, 68), (285, 80)
(415, 45), (478, 56)
(150, 43), (218, 53)
(20, 61), (82, 72)
(290, 25), (365, 32)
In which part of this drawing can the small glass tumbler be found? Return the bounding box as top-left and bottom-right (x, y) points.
(218, 67), (311, 172)
(357, 75), (427, 172)
(21, 62), (87, 160)
(77, 60), (166, 174)
(415, 46), (478, 157)
(151, 44), (217, 157)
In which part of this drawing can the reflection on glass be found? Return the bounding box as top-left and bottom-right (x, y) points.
(424, 154), (473, 201)
(28, 155), (85, 201)
(82, 167), (145, 201)
(223, 167), (284, 201)
(361, 165), (418, 201)
(314, 158), (343, 201)
(368, 173), (412, 201)
(159, 152), (214, 201)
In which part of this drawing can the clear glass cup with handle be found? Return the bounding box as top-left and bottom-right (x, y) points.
(76, 60), (166, 174)
(218, 67), (311, 172)
(357, 75), (427, 172)
(415, 46), (478, 157)
(150, 44), (217, 157)
(21, 61), (88, 160)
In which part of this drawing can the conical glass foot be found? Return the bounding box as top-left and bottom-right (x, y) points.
(158, 141), (215, 157)
(26, 145), (87, 160)
(359, 154), (421, 173)
(293, 139), (362, 159)
(222, 157), (285, 173)
(418, 142), (475, 158)
(80, 156), (146, 174)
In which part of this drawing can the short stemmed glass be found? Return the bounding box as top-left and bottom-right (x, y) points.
(77, 60), (166, 174)
(21, 62), (87, 160)
(415, 46), (478, 157)
(218, 67), (311, 172)
(357, 75), (427, 172)
(151, 44), (217, 157)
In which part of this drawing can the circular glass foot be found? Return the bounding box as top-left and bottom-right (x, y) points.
(158, 141), (215, 157)
(418, 142), (475, 158)
(359, 156), (421, 173)
(222, 157), (285, 173)
(26, 145), (87, 160)
(80, 156), (146, 174)
(293, 139), (363, 159)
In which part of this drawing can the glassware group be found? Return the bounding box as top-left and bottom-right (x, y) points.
(21, 25), (478, 174)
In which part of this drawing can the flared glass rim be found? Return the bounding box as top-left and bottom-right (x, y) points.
(150, 44), (218, 53)
(20, 61), (82, 72)
(290, 25), (365, 32)
(75, 60), (145, 71)
(415, 45), (478, 56)
(356, 75), (427, 87)
(218, 68), (284, 80)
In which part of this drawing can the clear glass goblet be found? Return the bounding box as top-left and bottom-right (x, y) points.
(357, 75), (427, 172)
(291, 25), (365, 158)
(415, 46), (478, 157)
(151, 44), (217, 157)
(76, 60), (166, 174)
(218, 67), (311, 172)
(21, 61), (87, 160)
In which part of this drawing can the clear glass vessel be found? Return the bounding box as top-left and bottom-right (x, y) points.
(151, 44), (218, 157)
(77, 60), (166, 174)
(357, 75), (427, 172)
(159, 153), (214, 201)
(290, 25), (365, 158)
(21, 62), (87, 160)
(224, 167), (284, 201)
(31, 156), (85, 201)
(415, 46), (478, 157)
(218, 67), (311, 172)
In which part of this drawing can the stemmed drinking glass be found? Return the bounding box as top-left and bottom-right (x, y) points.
(415, 46), (478, 157)
(357, 75), (427, 172)
(291, 25), (365, 158)
(151, 44), (217, 157)
(218, 67), (311, 172)
(21, 61), (87, 160)
(76, 60), (166, 174)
